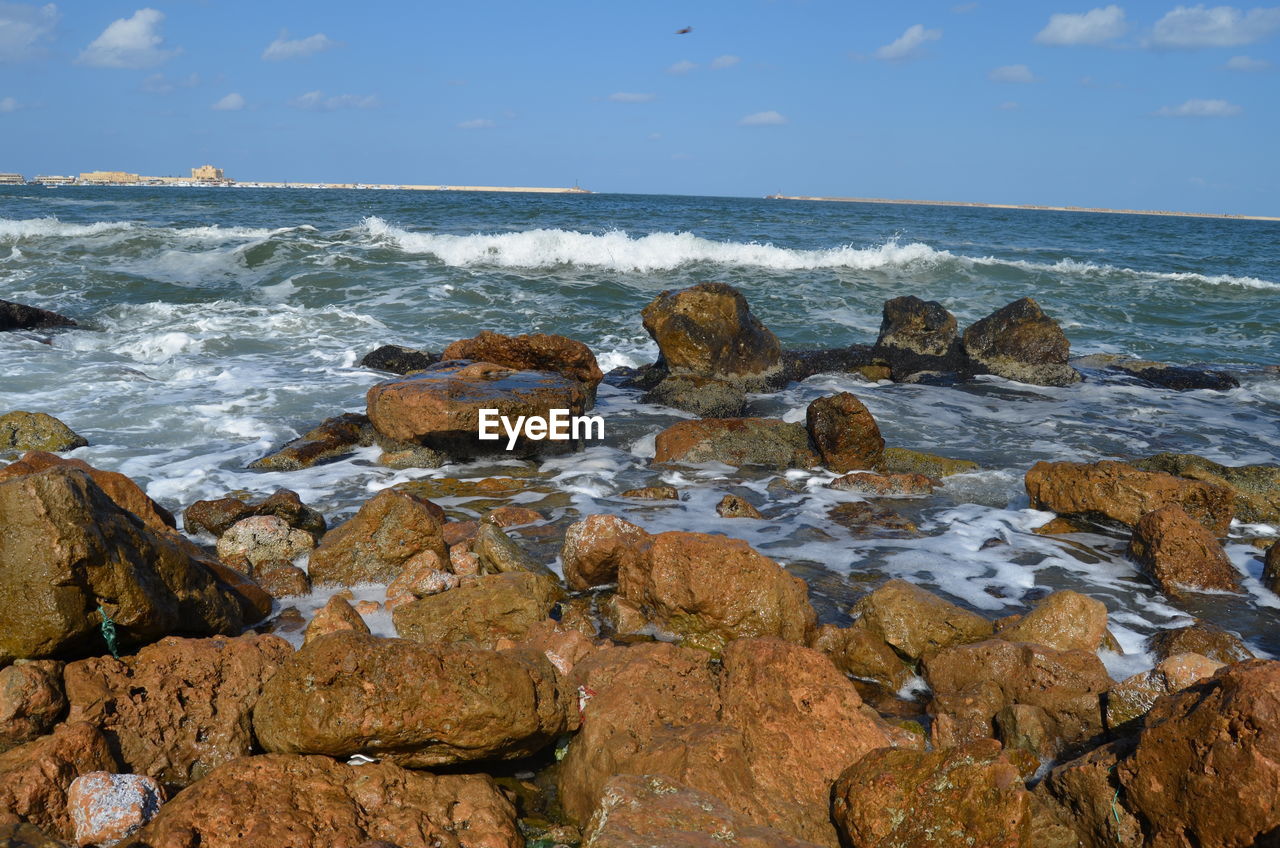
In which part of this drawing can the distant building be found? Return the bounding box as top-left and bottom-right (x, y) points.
(32, 175), (76, 185)
(0, 173), (25, 185)
(80, 170), (140, 184)
(191, 164), (225, 181)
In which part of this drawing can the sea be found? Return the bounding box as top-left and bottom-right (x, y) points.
(2, 185), (1277, 671)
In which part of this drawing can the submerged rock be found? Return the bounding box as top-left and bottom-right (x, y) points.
(1080, 356), (1241, 391)
(827, 470), (935, 495)
(442, 330), (604, 405)
(642, 374), (746, 418)
(871, 295), (965, 380)
(0, 299), (77, 332)
(1127, 504), (1241, 594)
(962, 297), (1081, 386)
(716, 493), (763, 519)
(653, 418), (819, 469)
(877, 447), (978, 478)
(1132, 451), (1280, 524)
(1145, 621), (1255, 665)
(780, 344), (880, 383)
(0, 412), (87, 453)
(805, 392), (884, 472)
(359, 343), (439, 374)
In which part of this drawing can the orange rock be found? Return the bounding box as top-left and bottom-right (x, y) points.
(999, 590), (1109, 653)
(653, 418), (819, 470)
(67, 771), (165, 847)
(442, 519), (479, 548)
(805, 393), (884, 473)
(716, 494), (763, 519)
(0, 660), (66, 752)
(0, 451), (175, 534)
(561, 514), (651, 591)
(441, 330), (603, 404)
(827, 471), (934, 496)
(308, 488), (448, 586)
(484, 505), (543, 527)
(1127, 504), (1241, 593)
(304, 596), (371, 645)
(850, 579), (992, 661)
(0, 722), (118, 838)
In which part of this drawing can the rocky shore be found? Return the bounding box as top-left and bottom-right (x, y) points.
(1, 285), (1277, 848)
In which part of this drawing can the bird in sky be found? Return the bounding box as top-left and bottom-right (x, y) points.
(676, 26), (692, 34)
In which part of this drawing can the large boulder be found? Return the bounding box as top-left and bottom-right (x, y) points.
(441, 330), (604, 405)
(809, 624), (913, 689)
(0, 452), (174, 535)
(0, 661), (66, 753)
(252, 631), (566, 767)
(870, 295), (964, 380)
(561, 514), (651, 591)
(0, 468), (247, 663)
(653, 418), (819, 470)
(1146, 621), (1255, 664)
(998, 590), (1109, 653)
(849, 579), (993, 662)
(1025, 459), (1234, 534)
(214, 515), (314, 575)
(63, 634), (292, 790)
(392, 571), (564, 648)
(0, 722), (117, 839)
(804, 393), (884, 473)
(641, 283), (782, 390)
(0, 413), (86, 453)
(1133, 452), (1280, 524)
(0, 300), (77, 332)
(124, 754), (521, 848)
(962, 297), (1081, 386)
(1104, 652), (1224, 731)
(1127, 504), (1241, 594)
(183, 488), (325, 542)
(307, 488), (449, 586)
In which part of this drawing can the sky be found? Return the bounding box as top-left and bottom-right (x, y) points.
(1, 1), (1278, 214)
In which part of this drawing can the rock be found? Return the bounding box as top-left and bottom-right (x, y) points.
(0, 413), (86, 453)
(376, 443), (448, 469)
(618, 531), (816, 652)
(63, 634), (291, 789)
(1025, 459), (1234, 534)
(0, 822), (71, 847)
(809, 624), (912, 690)
(0, 300), (77, 332)
(827, 471), (934, 495)
(780, 345), (879, 383)
(303, 596), (370, 645)
(0, 662), (66, 753)
(307, 488), (449, 586)
(392, 572), (563, 648)
(1105, 652), (1225, 731)
(0, 468), (247, 663)
(360, 344), (439, 374)
(850, 579), (993, 662)
(1127, 504), (1241, 594)
(214, 515), (313, 574)
(1106, 359), (1239, 391)
(584, 774), (824, 848)
(1266, 540), (1280, 593)
(642, 375), (746, 418)
(0, 722), (117, 839)
(183, 488), (326, 542)
(442, 330), (604, 405)
(66, 772), (164, 848)
(826, 502), (918, 536)
(473, 523), (557, 578)
(924, 639), (1110, 757)
(385, 550), (457, 601)
(1034, 740), (1143, 848)
(877, 447), (978, 478)
(716, 494), (763, 519)
(561, 515), (651, 590)
(248, 412), (373, 471)
(1133, 452), (1280, 524)
(254, 563), (311, 599)
(871, 296), (964, 380)
(253, 630), (566, 767)
(962, 297), (1081, 386)
(999, 591), (1109, 653)
(0, 452), (175, 535)
(125, 754), (521, 848)
(483, 505), (543, 527)
(1145, 622), (1255, 664)
(619, 485), (679, 500)
(653, 418), (819, 469)
(804, 393), (884, 473)
(365, 361), (587, 458)
(641, 283), (782, 390)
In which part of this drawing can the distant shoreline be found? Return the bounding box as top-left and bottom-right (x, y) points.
(12, 181), (591, 194)
(765, 194), (1280, 222)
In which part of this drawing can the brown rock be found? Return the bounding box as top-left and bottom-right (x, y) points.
(1034, 740), (1144, 848)
(0, 413), (86, 453)
(307, 488), (448, 586)
(214, 515), (314, 574)
(0, 821), (72, 847)
(0, 722), (117, 839)
(360, 343), (439, 374)
(653, 418), (819, 470)
(1032, 516), (1088, 535)
(1145, 621), (1256, 664)
(248, 412), (372, 471)
(1105, 652), (1225, 731)
(63, 634), (291, 789)
(999, 590), (1109, 653)
(125, 754), (521, 848)
(962, 297), (1081, 386)
(1266, 539), (1280, 592)
(442, 519), (480, 547)
(643, 375), (747, 418)
(641, 283), (782, 390)
(67, 772), (164, 847)
(441, 330), (604, 405)
(392, 572), (563, 648)
(253, 631), (566, 767)
(876, 447), (978, 478)
(1025, 459), (1234, 534)
(254, 563), (311, 599)
(0, 662), (66, 752)
(619, 485), (679, 500)
(385, 550), (457, 601)
(561, 514), (651, 591)
(1133, 452), (1280, 525)
(1127, 504), (1241, 593)
(870, 295), (965, 380)
(850, 579), (993, 662)
(472, 522), (557, 578)
(827, 471), (934, 495)
(183, 488), (326, 542)
(304, 596), (370, 645)
(512, 620), (600, 679)
(716, 494), (763, 519)
(483, 505), (543, 527)
(826, 502), (918, 536)
(805, 393), (884, 473)
(0, 452), (174, 534)
(809, 624), (912, 690)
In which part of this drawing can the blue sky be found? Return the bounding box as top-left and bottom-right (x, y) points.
(1, 1), (1277, 214)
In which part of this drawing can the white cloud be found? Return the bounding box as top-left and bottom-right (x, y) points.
(0, 2), (58, 62)
(1225, 53), (1271, 69)
(739, 110), (788, 126)
(608, 91), (656, 103)
(874, 24), (942, 61)
(211, 92), (244, 111)
(292, 90), (379, 111)
(0, 95), (18, 112)
(1150, 5), (1280, 47)
(711, 54), (740, 69)
(666, 59), (697, 74)
(1154, 97), (1243, 116)
(262, 31), (339, 61)
(457, 117), (495, 129)
(998, 100), (1021, 110)
(989, 64), (1038, 82)
(78, 8), (178, 69)
(1035, 5), (1128, 45)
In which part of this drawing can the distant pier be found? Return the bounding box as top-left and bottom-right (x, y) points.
(765, 194), (1279, 222)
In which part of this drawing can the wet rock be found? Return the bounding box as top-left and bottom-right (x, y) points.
(253, 630), (566, 767)
(804, 392), (884, 473)
(653, 418), (819, 470)
(1127, 504), (1241, 594)
(483, 505), (543, 527)
(809, 624), (913, 690)
(877, 447), (978, 477)
(473, 522), (557, 578)
(1105, 652), (1225, 731)
(871, 296), (964, 380)
(780, 344), (879, 383)
(63, 634), (291, 789)
(826, 502), (918, 536)
(0, 822), (71, 847)
(619, 485), (679, 500)
(618, 531), (816, 652)
(0, 662), (66, 753)
(0, 300), (77, 332)
(442, 330), (604, 405)
(248, 412), (373, 471)
(924, 639), (1110, 757)
(385, 550), (457, 602)
(1133, 451), (1280, 524)
(183, 488), (326, 542)
(716, 494), (763, 519)
(307, 488), (449, 586)
(125, 753), (521, 848)
(303, 596), (370, 645)
(0, 468), (247, 663)
(561, 514), (651, 591)
(67, 772), (164, 847)
(214, 515), (313, 575)
(1105, 359), (1239, 391)
(1025, 459), (1234, 534)
(392, 572), (563, 648)
(1266, 540), (1280, 593)
(962, 297), (1081, 386)
(360, 343), (439, 374)
(0, 722), (117, 839)
(827, 470), (934, 495)
(999, 590), (1109, 653)
(641, 283), (783, 390)
(1145, 621), (1255, 664)
(0, 452), (175, 535)
(642, 374), (746, 418)
(0, 413), (86, 453)
(254, 563), (311, 599)
(850, 579), (993, 662)
(1034, 740), (1143, 848)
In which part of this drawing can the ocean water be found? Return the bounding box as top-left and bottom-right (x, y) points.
(2, 185), (1278, 668)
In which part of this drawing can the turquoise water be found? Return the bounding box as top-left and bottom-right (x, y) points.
(2, 186), (1278, 662)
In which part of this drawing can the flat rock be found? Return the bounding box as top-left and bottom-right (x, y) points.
(392, 571), (563, 648)
(441, 330), (603, 405)
(248, 412), (373, 471)
(1133, 451), (1280, 524)
(653, 418), (819, 469)
(642, 374), (746, 418)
